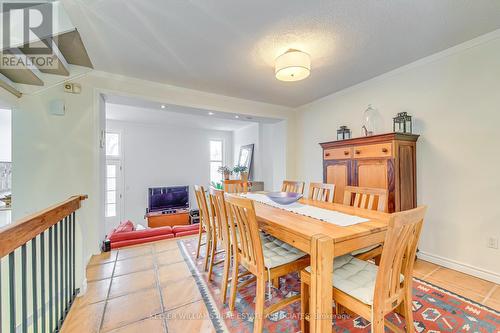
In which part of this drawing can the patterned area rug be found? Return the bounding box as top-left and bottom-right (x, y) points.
(177, 238), (500, 333)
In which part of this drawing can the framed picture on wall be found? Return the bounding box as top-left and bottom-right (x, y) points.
(238, 144), (254, 180)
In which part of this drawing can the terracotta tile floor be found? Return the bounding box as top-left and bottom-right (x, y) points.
(61, 237), (499, 332)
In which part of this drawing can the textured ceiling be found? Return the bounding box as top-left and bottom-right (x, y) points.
(63, 0), (500, 107)
(105, 95), (279, 131)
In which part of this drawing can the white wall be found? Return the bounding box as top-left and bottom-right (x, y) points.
(0, 108), (11, 162)
(233, 121), (288, 191)
(107, 119), (232, 228)
(233, 123), (260, 179)
(295, 34), (500, 280)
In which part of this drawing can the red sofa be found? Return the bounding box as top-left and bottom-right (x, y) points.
(104, 221), (199, 250)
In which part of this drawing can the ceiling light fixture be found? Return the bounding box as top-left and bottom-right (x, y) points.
(235, 115), (240, 119)
(208, 112), (214, 116)
(160, 104), (166, 109)
(275, 49), (311, 82)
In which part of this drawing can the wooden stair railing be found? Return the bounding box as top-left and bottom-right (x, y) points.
(0, 195), (87, 333)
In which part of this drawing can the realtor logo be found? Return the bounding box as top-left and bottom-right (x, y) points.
(1, 2), (57, 69)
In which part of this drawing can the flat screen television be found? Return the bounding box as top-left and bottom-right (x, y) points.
(148, 186), (189, 212)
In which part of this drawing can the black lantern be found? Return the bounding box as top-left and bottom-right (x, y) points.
(393, 112), (412, 134)
(337, 126), (351, 140)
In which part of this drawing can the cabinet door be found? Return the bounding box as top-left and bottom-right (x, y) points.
(353, 159), (396, 212)
(354, 159), (388, 189)
(324, 160), (351, 204)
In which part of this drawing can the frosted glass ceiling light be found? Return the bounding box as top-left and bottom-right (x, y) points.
(275, 49), (311, 82)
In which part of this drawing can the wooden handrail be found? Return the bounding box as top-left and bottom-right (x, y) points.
(0, 195), (88, 258)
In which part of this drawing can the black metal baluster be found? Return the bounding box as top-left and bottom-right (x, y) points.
(9, 252), (15, 333)
(49, 227), (53, 333)
(41, 231), (46, 333)
(68, 214), (73, 304)
(65, 216), (69, 316)
(72, 212), (76, 300)
(21, 244), (27, 333)
(59, 219), (64, 327)
(54, 223), (59, 331)
(32, 237), (39, 333)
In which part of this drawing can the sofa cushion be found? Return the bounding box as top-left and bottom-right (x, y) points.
(111, 233), (174, 249)
(172, 224), (199, 233)
(175, 230), (200, 237)
(115, 220), (134, 233)
(109, 226), (173, 242)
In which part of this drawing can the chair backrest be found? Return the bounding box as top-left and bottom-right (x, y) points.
(225, 194), (264, 274)
(208, 187), (231, 247)
(194, 185), (212, 235)
(374, 206), (427, 313)
(223, 180), (249, 193)
(308, 183), (335, 203)
(343, 186), (388, 212)
(281, 180), (305, 194)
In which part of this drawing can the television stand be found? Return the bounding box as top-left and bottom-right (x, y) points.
(146, 209), (190, 228)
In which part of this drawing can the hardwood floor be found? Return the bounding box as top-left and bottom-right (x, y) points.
(61, 237), (500, 333)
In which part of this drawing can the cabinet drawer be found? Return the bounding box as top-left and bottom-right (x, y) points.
(353, 143), (392, 159)
(324, 147), (352, 160)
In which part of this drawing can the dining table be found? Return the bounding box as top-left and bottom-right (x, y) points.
(248, 196), (392, 333)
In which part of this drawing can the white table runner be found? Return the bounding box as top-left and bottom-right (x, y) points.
(242, 193), (369, 227)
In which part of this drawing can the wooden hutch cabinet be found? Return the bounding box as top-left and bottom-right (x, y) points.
(320, 133), (419, 212)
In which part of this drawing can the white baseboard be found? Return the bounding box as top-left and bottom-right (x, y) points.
(418, 251), (500, 284)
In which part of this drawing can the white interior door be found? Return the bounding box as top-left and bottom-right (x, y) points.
(105, 160), (123, 228)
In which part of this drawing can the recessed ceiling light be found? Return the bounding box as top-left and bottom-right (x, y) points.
(275, 49), (311, 82)
(208, 112), (214, 116)
(160, 104), (166, 109)
(235, 115), (240, 119)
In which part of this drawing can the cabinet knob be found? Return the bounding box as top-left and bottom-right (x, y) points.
(382, 148), (388, 153)
(325, 152), (330, 157)
(344, 151), (349, 156)
(355, 150), (361, 155)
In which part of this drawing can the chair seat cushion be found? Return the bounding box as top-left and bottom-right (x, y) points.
(260, 233), (306, 269)
(351, 244), (381, 256)
(305, 255), (403, 305)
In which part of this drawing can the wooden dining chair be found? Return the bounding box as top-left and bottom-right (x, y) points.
(343, 186), (388, 212)
(300, 206), (427, 333)
(194, 185), (214, 271)
(208, 187), (233, 301)
(281, 180), (305, 194)
(308, 182), (335, 203)
(225, 194), (310, 333)
(343, 186), (388, 261)
(223, 179), (249, 193)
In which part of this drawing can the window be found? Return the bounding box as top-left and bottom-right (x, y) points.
(209, 140), (223, 184)
(105, 131), (121, 218)
(106, 132), (120, 157)
(105, 163), (117, 217)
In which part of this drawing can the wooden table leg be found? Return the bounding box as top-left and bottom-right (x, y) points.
(309, 234), (334, 333)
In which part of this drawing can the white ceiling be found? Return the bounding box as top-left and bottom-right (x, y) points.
(64, 0), (500, 107)
(105, 95), (276, 131)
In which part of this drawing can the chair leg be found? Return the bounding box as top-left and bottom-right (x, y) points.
(402, 289), (414, 333)
(203, 235), (211, 271)
(253, 276), (266, 333)
(229, 257), (239, 311)
(195, 225), (203, 259)
(207, 236), (217, 281)
(300, 275), (310, 333)
(371, 312), (385, 333)
(221, 246), (231, 303)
